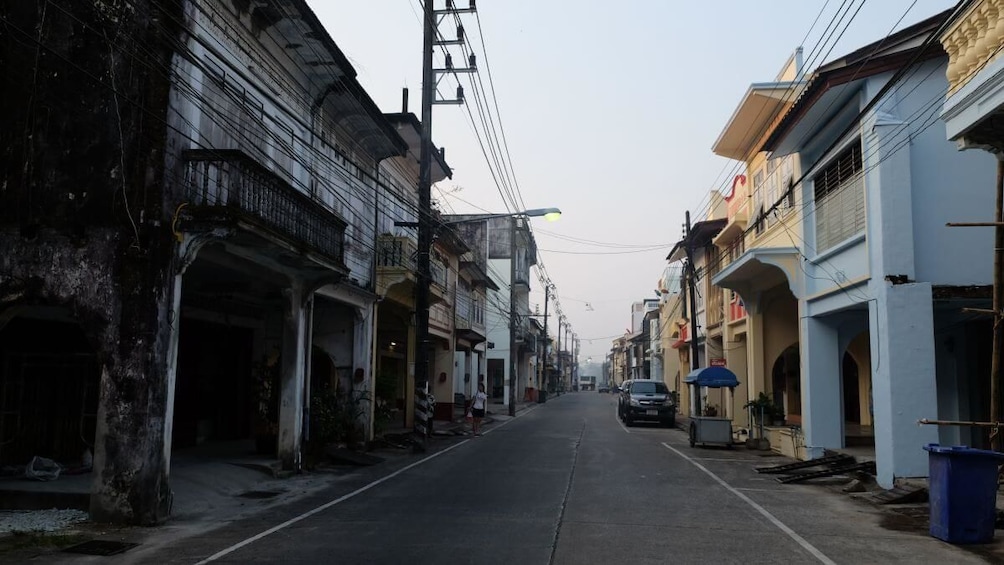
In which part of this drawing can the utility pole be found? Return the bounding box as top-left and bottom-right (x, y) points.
(556, 314), (563, 394)
(509, 216), (519, 416)
(684, 211), (701, 414)
(541, 283), (551, 394)
(414, 0), (475, 447)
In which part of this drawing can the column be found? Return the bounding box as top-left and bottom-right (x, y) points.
(91, 268), (180, 524)
(800, 312), (844, 459)
(356, 302), (377, 441)
(161, 273), (184, 476)
(870, 283), (939, 487)
(744, 294), (765, 402)
(279, 283), (309, 471)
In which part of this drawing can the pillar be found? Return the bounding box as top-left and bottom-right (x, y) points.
(799, 313), (844, 459)
(91, 264), (180, 524)
(744, 295), (766, 402)
(161, 273), (183, 476)
(352, 302), (375, 440)
(279, 283), (309, 471)
(870, 283), (939, 487)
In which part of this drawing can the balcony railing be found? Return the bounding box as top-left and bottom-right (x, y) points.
(182, 149), (346, 266)
(377, 235), (416, 269)
(431, 260), (448, 289)
(942, 2), (1004, 95)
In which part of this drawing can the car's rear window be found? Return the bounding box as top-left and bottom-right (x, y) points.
(631, 381), (668, 394)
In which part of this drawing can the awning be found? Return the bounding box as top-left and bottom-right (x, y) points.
(685, 367), (740, 388)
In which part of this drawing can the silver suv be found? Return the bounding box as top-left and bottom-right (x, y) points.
(617, 379), (675, 427)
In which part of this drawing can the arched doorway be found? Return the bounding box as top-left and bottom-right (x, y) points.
(0, 312), (100, 468)
(771, 344), (801, 422)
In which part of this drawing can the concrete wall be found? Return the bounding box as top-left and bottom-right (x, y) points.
(902, 60), (996, 286)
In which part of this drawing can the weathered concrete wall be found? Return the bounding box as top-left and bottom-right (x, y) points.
(0, 0), (182, 525)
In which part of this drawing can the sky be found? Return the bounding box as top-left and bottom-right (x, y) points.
(308, 0), (956, 363)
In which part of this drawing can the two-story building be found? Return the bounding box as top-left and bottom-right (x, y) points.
(0, 0), (416, 523)
(745, 10), (995, 486)
(939, 0), (1004, 449)
(711, 50), (807, 441)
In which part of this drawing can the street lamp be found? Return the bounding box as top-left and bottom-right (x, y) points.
(396, 206), (561, 431)
(504, 208), (560, 416)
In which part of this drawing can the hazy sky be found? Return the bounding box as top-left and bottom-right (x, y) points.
(308, 0), (955, 362)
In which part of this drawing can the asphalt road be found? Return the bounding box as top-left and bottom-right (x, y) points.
(49, 392), (995, 565)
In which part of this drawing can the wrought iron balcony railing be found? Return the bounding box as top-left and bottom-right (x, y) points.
(182, 149), (346, 266)
(377, 235), (416, 269)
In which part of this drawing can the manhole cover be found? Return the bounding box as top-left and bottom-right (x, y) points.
(63, 540), (139, 556)
(238, 489), (282, 499)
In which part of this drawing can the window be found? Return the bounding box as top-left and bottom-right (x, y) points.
(630, 381), (669, 394)
(765, 160), (778, 227)
(781, 157), (796, 211)
(813, 141), (865, 253)
(752, 167), (766, 235)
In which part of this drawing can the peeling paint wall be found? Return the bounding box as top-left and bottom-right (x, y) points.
(0, 0), (182, 525)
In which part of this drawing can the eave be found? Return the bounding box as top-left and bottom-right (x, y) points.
(712, 81), (805, 161)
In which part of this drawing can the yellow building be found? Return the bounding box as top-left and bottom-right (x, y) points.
(707, 51), (819, 447)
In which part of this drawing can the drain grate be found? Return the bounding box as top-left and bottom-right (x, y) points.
(63, 540), (139, 556)
(238, 489), (282, 499)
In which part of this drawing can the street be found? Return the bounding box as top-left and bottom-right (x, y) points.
(31, 393), (974, 565)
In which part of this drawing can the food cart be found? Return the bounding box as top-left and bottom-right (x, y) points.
(685, 366), (740, 448)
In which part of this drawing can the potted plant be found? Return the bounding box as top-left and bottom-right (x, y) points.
(744, 392), (777, 425)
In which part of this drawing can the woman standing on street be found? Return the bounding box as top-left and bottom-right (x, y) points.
(471, 382), (488, 436)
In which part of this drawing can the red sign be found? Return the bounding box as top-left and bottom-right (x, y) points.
(710, 358), (727, 367)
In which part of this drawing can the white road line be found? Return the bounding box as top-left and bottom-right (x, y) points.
(661, 442), (837, 565)
(616, 407), (630, 434)
(195, 411), (527, 564)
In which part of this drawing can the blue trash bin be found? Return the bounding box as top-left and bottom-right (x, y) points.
(924, 444), (1004, 544)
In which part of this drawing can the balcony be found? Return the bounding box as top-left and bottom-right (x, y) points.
(455, 290), (487, 344)
(942, 2), (1004, 95)
(375, 235), (448, 305)
(182, 149), (346, 269)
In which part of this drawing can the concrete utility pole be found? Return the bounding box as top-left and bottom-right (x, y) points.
(541, 283), (551, 393)
(414, 0), (475, 446)
(685, 211), (700, 372)
(509, 217), (519, 416)
(685, 211), (701, 415)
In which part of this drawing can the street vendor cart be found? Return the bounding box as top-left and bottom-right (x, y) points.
(685, 366), (740, 448)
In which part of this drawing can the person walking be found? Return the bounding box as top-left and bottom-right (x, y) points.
(470, 382), (488, 436)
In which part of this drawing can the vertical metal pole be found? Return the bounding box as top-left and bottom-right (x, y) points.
(509, 216), (518, 416)
(992, 158), (1004, 451)
(414, 0), (436, 445)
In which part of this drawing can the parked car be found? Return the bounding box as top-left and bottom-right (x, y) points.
(618, 379), (675, 427)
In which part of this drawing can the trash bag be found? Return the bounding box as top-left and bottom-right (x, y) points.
(24, 456), (61, 481)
